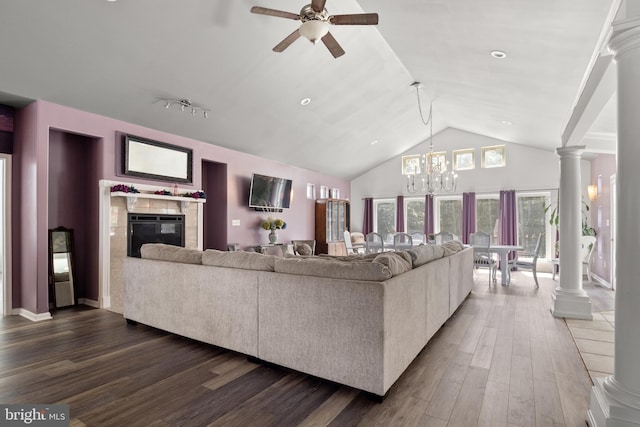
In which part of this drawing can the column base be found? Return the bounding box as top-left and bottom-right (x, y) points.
(551, 288), (593, 319)
(588, 376), (640, 426)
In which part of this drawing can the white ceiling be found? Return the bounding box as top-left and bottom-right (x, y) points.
(0, 0), (616, 179)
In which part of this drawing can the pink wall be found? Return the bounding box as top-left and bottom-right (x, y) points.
(14, 100), (350, 314)
(589, 154), (616, 284)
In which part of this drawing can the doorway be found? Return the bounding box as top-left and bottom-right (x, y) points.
(202, 160), (228, 250)
(0, 154), (12, 316)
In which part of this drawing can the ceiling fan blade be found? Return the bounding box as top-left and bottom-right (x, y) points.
(311, 0), (327, 13)
(250, 6), (300, 20)
(329, 13), (379, 25)
(321, 32), (345, 58)
(273, 29), (301, 52)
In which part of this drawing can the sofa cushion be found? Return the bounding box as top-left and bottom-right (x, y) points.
(441, 240), (464, 256)
(372, 251), (413, 276)
(274, 257), (392, 281)
(407, 244), (445, 267)
(202, 249), (277, 271)
(317, 252), (380, 262)
(140, 243), (203, 265)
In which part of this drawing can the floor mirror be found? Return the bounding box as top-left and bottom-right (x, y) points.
(48, 227), (76, 308)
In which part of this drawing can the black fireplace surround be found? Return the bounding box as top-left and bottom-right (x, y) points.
(127, 213), (185, 258)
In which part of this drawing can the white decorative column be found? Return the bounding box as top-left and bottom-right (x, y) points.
(589, 16), (640, 427)
(552, 145), (593, 320)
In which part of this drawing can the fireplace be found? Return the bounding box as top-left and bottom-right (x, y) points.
(127, 213), (185, 258)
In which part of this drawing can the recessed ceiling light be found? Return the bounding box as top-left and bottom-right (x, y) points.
(501, 120), (512, 126)
(300, 97), (311, 106)
(491, 50), (507, 59)
(370, 139), (379, 145)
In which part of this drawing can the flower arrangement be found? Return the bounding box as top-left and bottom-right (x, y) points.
(110, 184), (139, 193)
(261, 218), (287, 231)
(182, 190), (206, 199)
(154, 190), (172, 196)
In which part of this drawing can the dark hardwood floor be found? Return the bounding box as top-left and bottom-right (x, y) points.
(0, 271), (614, 426)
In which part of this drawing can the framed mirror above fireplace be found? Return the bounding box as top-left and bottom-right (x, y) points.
(123, 134), (193, 183)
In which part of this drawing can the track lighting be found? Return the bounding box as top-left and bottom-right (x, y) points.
(156, 98), (210, 118)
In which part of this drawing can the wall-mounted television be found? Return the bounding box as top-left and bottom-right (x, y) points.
(249, 173), (293, 210)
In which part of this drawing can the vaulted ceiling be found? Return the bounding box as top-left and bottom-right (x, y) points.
(0, 0), (616, 179)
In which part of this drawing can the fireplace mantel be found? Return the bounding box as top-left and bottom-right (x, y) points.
(110, 191), (206, 213)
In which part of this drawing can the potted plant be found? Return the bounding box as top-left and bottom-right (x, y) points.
(545, 200), (597, 237)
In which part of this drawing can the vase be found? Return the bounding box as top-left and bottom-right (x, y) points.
(268, 229), (278, 244)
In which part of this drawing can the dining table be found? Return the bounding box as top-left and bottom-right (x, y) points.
(473, 244), (523, 285)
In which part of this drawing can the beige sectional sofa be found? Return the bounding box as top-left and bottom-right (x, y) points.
(123, 241), (473, 398)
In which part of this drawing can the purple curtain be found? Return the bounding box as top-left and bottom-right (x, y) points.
(424, 194), (434, 236)
(462, 192), (476, 244)
(363, 198), (374, 235)
(499, 190), (518, 260)
(396, 195), (404, 232)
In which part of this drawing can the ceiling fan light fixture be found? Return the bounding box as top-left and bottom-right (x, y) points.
(299, 20), (329, 44)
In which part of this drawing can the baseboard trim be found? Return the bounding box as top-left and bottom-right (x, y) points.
(78, 298), (100, 308)
(13, 308), (53, 322)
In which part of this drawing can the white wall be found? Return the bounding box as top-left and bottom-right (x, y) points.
(350, 128), (591, 232)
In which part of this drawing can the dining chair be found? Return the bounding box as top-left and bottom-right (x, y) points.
(393, 232), (413, 251)
(552, 235), (597, 282)
(365, 232), (385, 254)
(344, 230), (365, 255)
(434, 231), (455, 244)
(508, 233), (544, 288)
(410, 232), (425, 245)
(470, 231), (497, 283)
(581, 235), (597, 282)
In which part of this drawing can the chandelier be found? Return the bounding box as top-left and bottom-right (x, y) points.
(405, 82), (457, 195)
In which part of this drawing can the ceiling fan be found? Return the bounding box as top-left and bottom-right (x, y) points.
(250, 0), (379, 58)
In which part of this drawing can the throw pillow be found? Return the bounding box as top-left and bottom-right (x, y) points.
(372, 252), (413, 276)
(407, 244), (445, 267)
(295, 243), (313, 256)
(441, 240), (464, 256)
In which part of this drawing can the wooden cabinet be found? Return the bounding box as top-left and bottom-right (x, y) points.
(315, 199), (350, 255)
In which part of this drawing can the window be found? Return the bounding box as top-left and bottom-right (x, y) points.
(481, 145), (506, 168)
(373, 199), (396, 237)
(453, 148), (475, 171)
(404, 197), (425, 235)
(428, 151), (448, 171)
(306, 183), (315, 199)
(476, 196), (499, 240)
(436, 196), (462, 236)
(402, 155), (423, 175)
(516, 193), (550, 258)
